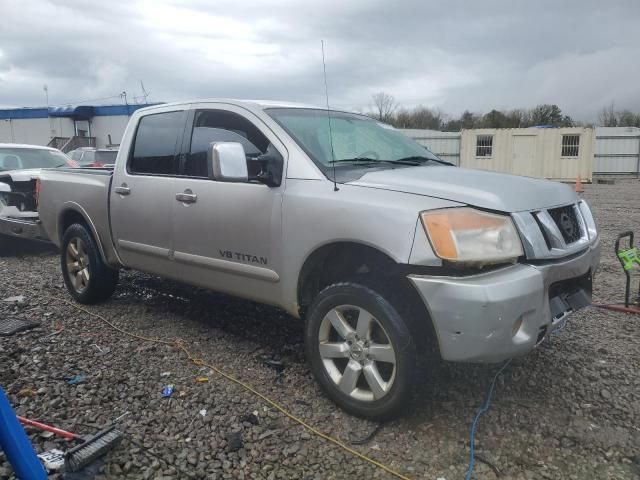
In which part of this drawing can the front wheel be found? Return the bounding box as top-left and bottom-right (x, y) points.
(304, 282), (417, 420)
(61, 223), (118, 304)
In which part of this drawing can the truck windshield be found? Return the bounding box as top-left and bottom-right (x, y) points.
(266, 108), (443, 174)
(0, 148), (71, 171)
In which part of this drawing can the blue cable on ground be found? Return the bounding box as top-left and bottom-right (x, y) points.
(465, 358), (512, 480)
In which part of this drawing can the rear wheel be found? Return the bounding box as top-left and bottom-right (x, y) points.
(305, 282), (417, 419)
(61, 223), (118, 304)
(0, 235), (14, 254)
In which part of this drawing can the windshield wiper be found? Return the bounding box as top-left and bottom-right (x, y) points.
(392, 156), (453, 166)
(328, 158), (380, 164)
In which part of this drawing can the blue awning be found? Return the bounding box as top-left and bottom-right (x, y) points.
(48, 105), (95, 120)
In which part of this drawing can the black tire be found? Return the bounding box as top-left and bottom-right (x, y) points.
(304, 282), (417, 420)
(61, 223), (118, 304)
(0, 235), (14, 255)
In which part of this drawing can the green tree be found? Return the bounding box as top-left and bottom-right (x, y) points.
(528, 104), (574, 127)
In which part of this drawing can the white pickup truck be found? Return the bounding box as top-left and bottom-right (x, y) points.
(37, 100), (600, 418)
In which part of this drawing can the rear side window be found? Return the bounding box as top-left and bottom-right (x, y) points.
(130, 111), (186, 175)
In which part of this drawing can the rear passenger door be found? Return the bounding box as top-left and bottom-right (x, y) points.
(110, 107), (188, 275)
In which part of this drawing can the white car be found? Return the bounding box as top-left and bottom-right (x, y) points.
(0, 143), (76, 248)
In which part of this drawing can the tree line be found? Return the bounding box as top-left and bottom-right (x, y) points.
(369, 92), (640, 131)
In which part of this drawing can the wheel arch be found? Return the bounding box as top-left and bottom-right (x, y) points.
(297, 241), (438, 354)
(297, 241), (401, 313)
(58, 203), (109, 264)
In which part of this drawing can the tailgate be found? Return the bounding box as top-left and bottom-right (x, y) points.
(0, 174), (48, 241)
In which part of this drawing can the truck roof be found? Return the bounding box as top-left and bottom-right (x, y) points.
(135, 98), (324, 113)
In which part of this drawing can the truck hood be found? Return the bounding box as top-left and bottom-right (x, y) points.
(348, 166), (578, 213)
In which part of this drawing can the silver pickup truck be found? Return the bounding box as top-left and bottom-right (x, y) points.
(38, 100), (600, 418)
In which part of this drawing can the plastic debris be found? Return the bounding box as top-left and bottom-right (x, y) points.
(37, 449), (65, 471)
(3, 295), (25, 303)
(66, 375), (86, 385)
(199, 409), (207, 417)
(195, 376), (209, 383)
(161, 385), (175, 398)
(262, 358), (285, 373)
(160, 371), (171, 377)
(0, 317), (39, 337)
(240, 412), (259, 425)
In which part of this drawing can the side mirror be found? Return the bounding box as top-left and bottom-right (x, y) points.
(252, 154), (283, 187)
(207, 142), (248, 182)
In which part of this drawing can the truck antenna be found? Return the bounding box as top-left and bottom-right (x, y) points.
(321, 40), (338, 192)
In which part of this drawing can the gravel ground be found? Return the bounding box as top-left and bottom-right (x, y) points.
(1, 178), (639, 480)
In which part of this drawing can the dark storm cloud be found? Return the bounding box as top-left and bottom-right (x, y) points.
(1, 0), (639, 120)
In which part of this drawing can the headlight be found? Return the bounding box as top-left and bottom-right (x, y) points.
(420, 207), (523, 265)
(578, 200), (597, 241)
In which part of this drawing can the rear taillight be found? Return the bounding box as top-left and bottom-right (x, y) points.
(90, 161), (105, 168)
(35, 178), (41, 207)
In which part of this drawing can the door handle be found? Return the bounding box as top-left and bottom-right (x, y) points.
(176, 190), (197, 204)
(114, 185), (130, 195)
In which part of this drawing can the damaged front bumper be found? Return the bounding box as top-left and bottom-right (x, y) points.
(408, 238), (601, 363)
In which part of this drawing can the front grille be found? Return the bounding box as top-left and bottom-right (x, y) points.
(548, 206), (582, 244)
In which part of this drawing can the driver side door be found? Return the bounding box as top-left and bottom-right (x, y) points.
(169, 104), (287, 304)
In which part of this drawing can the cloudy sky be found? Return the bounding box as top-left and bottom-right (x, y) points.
(1, 0), (639, 121)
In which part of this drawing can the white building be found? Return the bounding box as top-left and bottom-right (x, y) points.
(459, 127), (594, 182)
(403, 126), (640, 179)
(0, 104), (156, 151)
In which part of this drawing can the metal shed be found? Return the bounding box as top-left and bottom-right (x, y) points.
(399, 129), (461, 165)
(459, 127), (594, 182)
(594, 127), (640, 175)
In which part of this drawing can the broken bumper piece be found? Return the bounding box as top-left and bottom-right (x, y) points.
(408, 238), (600, 363)
(0, 215), (49, 242)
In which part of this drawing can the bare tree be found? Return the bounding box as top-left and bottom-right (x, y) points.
(371, 92), (396, 122)
(598, 103), (617, 127)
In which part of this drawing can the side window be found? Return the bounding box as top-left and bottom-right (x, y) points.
(83, 151), (95, 164)
(561, 134), (579, 157)
(184, 109), (276, 178)
(70, 151), (82, 161)
(476, 135), (493, 157)
(130, 111), (186, 175)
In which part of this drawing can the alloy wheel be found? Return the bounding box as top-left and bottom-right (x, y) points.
(318, 305), (397, 402)
(66, 237), (90, 293)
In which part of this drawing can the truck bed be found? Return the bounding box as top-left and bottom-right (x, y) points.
(37, 167), (116, 260)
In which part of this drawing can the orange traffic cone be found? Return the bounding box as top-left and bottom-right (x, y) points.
(574, 176), (584, 193)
